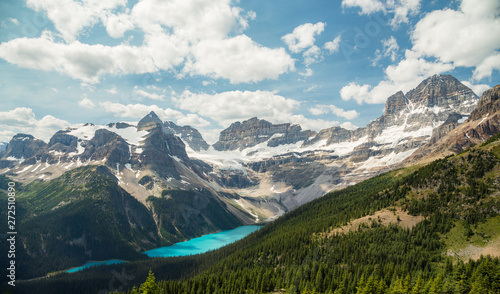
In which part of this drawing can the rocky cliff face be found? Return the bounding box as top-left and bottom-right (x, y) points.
(81, 129), (131, 166)
(406, 84), (500, 165)
(469, 85), (500, 121)
(384, 91), (406, 116)
(164, 121), (209, 152)
(213, 117), (315, 151)
(48, 131), (79, 153)
(1, 134), (47, 160)
(137, 111), (164, 131)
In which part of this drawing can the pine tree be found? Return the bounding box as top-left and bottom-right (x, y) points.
(139, 270), (159, 294)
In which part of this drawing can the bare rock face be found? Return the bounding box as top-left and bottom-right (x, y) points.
(1, 134), (47, 159)
(384, 91), (406, 116)
(48, 131), (78, 153)
(406, 84), (500, 164)
(213, 117), (314, 151)
(81, 129), (130, 166)
(164, 121), (209, 152)
(137, 111), (164, 131)
(469, 85), (500, 121)
(406, 74), (475, 108)
(428, 113), (463, 145)
(139, 122), (189, 179)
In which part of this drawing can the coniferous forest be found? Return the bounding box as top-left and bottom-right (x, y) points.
(5, 138), (500, 294)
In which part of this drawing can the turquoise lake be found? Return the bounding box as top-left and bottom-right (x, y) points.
(66, 259), (126, 273)
(66, 225), (261, 272)
(143, 225), (261, 258)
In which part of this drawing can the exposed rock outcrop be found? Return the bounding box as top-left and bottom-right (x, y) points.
(1, 134), (47, 160)
(213, 117), (315, 151)
(164, 121), (209, 151)
(406, 84), (500, 164)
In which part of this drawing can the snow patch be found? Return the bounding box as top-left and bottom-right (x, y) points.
(18, 165), (33, 173)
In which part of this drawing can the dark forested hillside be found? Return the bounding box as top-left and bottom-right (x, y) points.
(10, 139), (500, 293)
(0, 165), (244, 284)
(0, 166), (160, 281)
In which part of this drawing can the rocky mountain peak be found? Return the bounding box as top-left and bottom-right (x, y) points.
(2, 133), (47, 159)
(383, 75), (477, 117)
(137, 111), (163, 130)
(48, 131), (78, 153)
(164, 121), (209, 152)
(384, 91), (406, 116)
(213, 117), (311, 151)
(406, 74), (476, 108)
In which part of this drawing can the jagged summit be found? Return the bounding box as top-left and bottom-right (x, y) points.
(213, 117), (314, 151)
(1, 133), (47, 160)
(383, 74), (477, 117)
(137, 111), (163, 130)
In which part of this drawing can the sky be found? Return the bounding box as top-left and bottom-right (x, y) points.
(0, 0), (499, 144)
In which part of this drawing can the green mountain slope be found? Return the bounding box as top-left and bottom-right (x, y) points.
(1, 165), (160, 280)
(0, 165), (244, 283)
(11, 139), (500, 294)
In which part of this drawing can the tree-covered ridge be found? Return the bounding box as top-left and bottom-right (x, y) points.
(129, 144), (500, 293)
(0, 166), (160, 281)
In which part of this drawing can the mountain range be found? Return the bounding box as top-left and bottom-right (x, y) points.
(1, 74), (500, 281)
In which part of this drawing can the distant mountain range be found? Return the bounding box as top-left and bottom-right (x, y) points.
(2, 75), (480, 217)
(2, 74), (500, 280)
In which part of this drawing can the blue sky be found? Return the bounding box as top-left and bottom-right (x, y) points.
(0, 0), (499, 144)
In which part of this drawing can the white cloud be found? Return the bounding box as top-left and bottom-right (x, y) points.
(134, 88), (165, 101)
(309, 104), (359, 120)
(461, 81), (491, 97)
(473, 54), (500, 81)
(299, 68), (314, 77)
(106, 87), (118, 94)
(174, 90), (300, 127)
(78, 97), (95, 109)
(0, 108), (70, 142)
(304, 85), (321, 93)
(372, 36), (399, 66)
(174, 89), (341, 132)
(411, 0), (500, 80)
(341, 122), (359, 130)
(303, 46), (323, 66)
(0, 31), (157, 83)
(389, 0), (421, 27)
(99, 101), (210, 128)
(342, 0), (421, 28)
(26, 0), (127, 42)
(324, 35), (341, 53)
(8, 18), (19, 26)
(131, 0), (249, 41)
(202, 80), (216, 86)
(185, 35), (295, 83)
(342, 0), (385, 15)
(0, 0), (294, 84)
(177, 114), (211, 127)
(105, 13), (134, 39)
(282, 22), (325, 53)
(341, 51), (453, 104)
(339, 0), (499, 105)
(382, 36), (399, 62)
